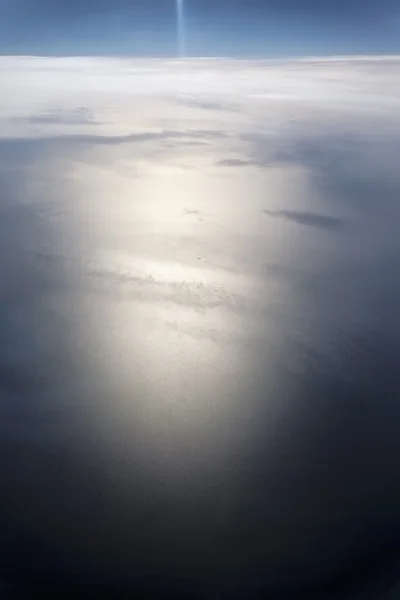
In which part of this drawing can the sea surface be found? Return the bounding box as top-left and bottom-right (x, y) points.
(0, 57), (400, 598)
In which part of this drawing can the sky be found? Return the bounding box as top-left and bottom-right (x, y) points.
(0, 0), (399, 57)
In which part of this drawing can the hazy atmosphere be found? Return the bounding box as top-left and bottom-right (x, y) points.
(1, 0), (400, 599)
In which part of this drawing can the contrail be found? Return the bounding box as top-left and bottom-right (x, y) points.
(176, 0), (187, 57)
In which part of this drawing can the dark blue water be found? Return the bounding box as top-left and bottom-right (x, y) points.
(1, 128), (400, 599)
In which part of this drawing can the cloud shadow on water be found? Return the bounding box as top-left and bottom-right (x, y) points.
(262, 209), (346, 231)
(1, 129), (228, 149)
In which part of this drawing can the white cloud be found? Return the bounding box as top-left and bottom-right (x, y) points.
(0, 55), (399, 141)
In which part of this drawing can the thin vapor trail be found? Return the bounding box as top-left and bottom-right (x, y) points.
(176, 0), (186, 57)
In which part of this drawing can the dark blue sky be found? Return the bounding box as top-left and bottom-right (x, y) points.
(1, 0), (399, 56)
